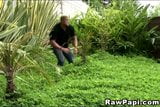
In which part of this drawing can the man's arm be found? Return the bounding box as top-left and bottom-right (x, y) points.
(50, 40), (70, 53)
(73, 36), (78, 48)
(72, 36), (78, 54)
(50, 40), (62, 49)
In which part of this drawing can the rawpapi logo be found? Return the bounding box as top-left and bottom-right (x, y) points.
(105, 99), (160, 106)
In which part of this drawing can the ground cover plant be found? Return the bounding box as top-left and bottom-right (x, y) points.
(0, 52), (160, 106)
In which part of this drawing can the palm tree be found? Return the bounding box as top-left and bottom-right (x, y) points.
(0, 0), (58, 98)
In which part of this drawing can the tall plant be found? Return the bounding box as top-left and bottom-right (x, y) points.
(0, 0), (58, 98)
(71, 12), (99, 62)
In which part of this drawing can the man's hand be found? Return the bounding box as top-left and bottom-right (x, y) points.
(61, 47), (70, 53)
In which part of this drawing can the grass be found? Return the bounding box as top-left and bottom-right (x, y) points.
(0, 51), (160, 107)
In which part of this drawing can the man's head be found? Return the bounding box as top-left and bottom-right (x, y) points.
(60, 16), (69, 26)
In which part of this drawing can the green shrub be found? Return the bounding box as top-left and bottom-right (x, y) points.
(71, 15), (95, 62)
(72, 0), (156, 54)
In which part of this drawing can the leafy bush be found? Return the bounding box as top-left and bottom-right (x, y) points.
(108, 1), (152, 53)
(72, 0), (156, 55)
(71, 15), (94, 62)
(83, 0), (104, 11)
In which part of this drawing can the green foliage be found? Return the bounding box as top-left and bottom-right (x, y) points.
(150, 4), (160, 17)
(0, 0), (160, 106)
(89, 0), (104, 11)
(72, 0), (156, 54)
(83, 0), (104, 9)
(107, 2), (151, 53)
(71, 15), (96, 62)
(0, 52), (160, 106)
(0, 0), (58, 97)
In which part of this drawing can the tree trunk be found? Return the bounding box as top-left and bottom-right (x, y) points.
(5, 66), (15, 98)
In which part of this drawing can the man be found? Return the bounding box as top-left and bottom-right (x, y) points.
(49, 16), (78, 66)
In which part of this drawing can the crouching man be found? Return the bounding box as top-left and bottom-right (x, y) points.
(49, 16), (78, 66)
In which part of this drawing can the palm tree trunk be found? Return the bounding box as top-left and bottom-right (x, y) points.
(5, 66), (15, 96)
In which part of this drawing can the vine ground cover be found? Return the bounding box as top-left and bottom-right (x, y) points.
(0, 52), (160, 107)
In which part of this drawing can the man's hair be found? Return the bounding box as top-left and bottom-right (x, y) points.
(60, 16), (68, 21)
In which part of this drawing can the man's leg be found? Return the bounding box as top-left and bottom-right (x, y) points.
(53, 48), (65, 66)
(63, 51), (74, 64)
